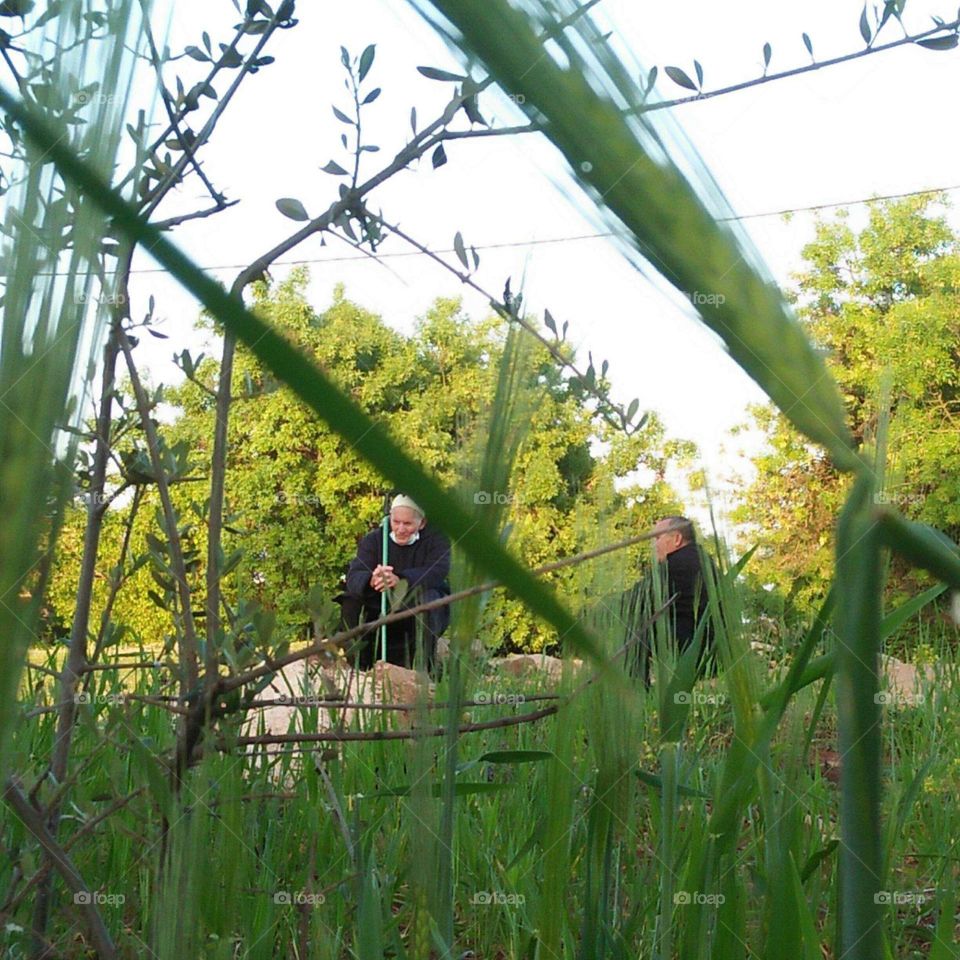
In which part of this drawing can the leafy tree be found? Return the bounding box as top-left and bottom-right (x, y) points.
(734, 195), (960, 617)
(49, 271), (689, 653)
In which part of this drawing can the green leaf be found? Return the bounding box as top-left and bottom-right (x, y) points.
(799, 838), (839, 883)
(218, 46), (243, 68)
(370, 782), (516, 798)
(240, 18), (269, 34)
(130, 737), (172, 816)
(916, 34), (959, 50)
(635, 767), (710, 798)
(147, 589), (167, 609)
(543, 308), (557, 335)
(834, 476), (885, 957)
(693, 59), (703, 88)
(803, 32), (814, 57)
(462, 92), (486, 125)
(358, 43), (376, 82)
(664, 65), (697, 91)
(417, 65), (466, 82)
(0, 0), (34, 15)
(859, 5), (872, 44)
(332, 105), (353, 124)
(431, 143), (447, 168)
(410, 105), (417, 133)
(252, 608), (276, 645)
(184, 45), (208, 62)
(763, 42), (772, 70)
(479, 750), (553, 764)
(362, 87), (381, 104)
(34, 0), (61, 26)
(880, 583), (947, 640)
(275, 197), (309, 221)
(625, 397), (639, 422)
(877, 512), (960, 588)
(321, 159), (348, 176)
(644, 64), (657, 94)
(453, 230), (468, 269)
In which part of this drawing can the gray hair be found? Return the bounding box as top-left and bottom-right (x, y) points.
(660, 515), (695, 543)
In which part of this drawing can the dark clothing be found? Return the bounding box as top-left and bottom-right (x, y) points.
(623, 541), (718, 682)
(339, 589), (448, 671)
(345, 525), (451, 598)
(340, 525), (451, 671)
(663, 542), (715, 654)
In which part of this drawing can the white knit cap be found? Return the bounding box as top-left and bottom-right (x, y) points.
(390, 493), (424, 518)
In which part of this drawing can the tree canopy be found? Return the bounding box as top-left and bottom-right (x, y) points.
(49, 271), (690, 654)
(734, 195), (960, 617)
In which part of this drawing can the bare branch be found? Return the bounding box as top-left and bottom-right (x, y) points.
(3, 777), (118, 960)
(229, 703), (560, 746)
(153, 199), (239, 231)
(118, 331), (200, 698)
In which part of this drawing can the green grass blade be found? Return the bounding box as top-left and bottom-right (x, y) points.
(834, 474), (885, 959)
(877, 511), (960, 589)
(409, 0), (859, 471)
(0, 5), (145, 773)
(879, 583), (948, 638)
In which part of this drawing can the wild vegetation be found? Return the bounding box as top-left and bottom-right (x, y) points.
(2, 2), (960, 959)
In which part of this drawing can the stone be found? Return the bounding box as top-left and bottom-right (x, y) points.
(490, 653), (582, 684)
(879, 655), (937, 708)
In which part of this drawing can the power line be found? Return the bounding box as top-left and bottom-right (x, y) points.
(724, 182), (960, 222)
(18, 181), (960, 279)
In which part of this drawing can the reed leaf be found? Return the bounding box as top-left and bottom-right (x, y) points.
(0, 2), (144, 773)
(409, 0), (860, 472)
(833, 474), (885, 959)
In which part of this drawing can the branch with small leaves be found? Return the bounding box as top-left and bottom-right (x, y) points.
(346, 211), (648, 436)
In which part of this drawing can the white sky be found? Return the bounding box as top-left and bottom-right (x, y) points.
(118, 0), (960, 537)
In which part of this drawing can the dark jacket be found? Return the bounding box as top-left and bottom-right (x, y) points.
(620, 540), (718, 679)
(663, 541), (716, 651)
(344, 525), (450, 606)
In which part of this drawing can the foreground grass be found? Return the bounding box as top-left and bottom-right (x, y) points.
(5, 622), (959, 959)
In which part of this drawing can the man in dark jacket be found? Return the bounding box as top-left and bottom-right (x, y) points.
(624, 516), (718, 682)
(339, 494), (450, 671)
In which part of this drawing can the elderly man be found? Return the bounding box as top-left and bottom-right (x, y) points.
(339, 494), (451, 672)
(623, 516), (718, 682)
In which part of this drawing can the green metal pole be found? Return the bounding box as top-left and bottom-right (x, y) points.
(379, 511), (389, 662)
